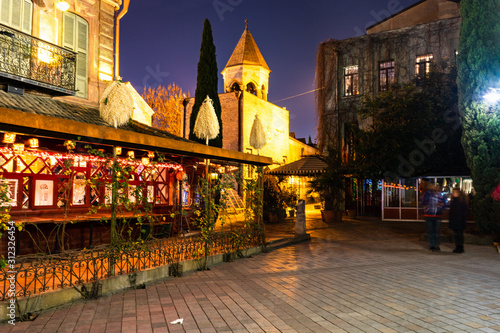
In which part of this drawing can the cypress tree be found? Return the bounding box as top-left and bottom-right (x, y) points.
(189, 19), (223, 147)
(457, 0), (500, 233)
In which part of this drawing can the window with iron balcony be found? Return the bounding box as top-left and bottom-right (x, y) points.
(0, 1), (89, 98)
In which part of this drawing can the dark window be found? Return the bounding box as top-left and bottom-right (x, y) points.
(415, 54), (433, 79)
(379, 60), (395, 91)
(344, 66), (359, 96)
(230, 82), (241, 92)
(246, 82), (257, 95)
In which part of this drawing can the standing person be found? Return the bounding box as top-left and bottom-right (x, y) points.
(423, 184), (446, 251)
(448, 188), (469, 253)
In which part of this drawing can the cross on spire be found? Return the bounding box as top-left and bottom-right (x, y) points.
(245, 19), (248, 30)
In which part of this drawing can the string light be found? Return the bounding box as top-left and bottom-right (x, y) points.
(383, 183), (416, 190)
(0, 147), (184, 171)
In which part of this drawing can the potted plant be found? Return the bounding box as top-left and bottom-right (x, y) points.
(307, 147), (345, 223)
(282, 186), (298, 217)
(263, 175), (286, 223)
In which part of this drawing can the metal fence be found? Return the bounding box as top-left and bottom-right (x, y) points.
(0, 23), (76, 91)
(0, 228), (262, 300)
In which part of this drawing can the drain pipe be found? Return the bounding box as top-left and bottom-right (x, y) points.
(114, 0), (131, 80)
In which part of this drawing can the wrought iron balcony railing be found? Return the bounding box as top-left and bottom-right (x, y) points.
(0, 23), (76, 94)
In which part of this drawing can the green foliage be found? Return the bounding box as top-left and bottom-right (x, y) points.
(262, 175), (286, 213)
(191, 171), (234, 269)
(281, 186), (298, 209)
(355, 68), (467, 180)
(85, 145), (157, 247)
(307, 148), (345, 211)
(458, 0), (500, 233)
(189, 19), (223, 147)
(238, 166), (266, 249)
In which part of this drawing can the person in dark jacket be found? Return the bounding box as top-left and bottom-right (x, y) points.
(448, 188), (469, 253)
(422, 184), (446, 251)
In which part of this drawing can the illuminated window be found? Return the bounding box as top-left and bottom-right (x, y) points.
(63, 12), (88, 98)
(379, 60), (395, 91)
(0, 0), (32, 34)
(416, 54), (433, 79)
(344, 66), (359, 96)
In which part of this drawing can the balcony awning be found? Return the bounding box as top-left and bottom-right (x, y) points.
(266, 155), (327, 176)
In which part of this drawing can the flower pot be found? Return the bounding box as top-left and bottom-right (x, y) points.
(321, 210), (343, 223)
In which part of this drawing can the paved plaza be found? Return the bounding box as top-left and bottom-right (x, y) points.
(3, 211), (500, 332)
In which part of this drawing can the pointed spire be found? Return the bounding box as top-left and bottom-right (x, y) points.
(224, 22), (270, 71)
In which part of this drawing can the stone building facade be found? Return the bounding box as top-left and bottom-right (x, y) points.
(316, 0), (460, 153)
(185, 26), (316, 167)
(0, 0), (121, 106)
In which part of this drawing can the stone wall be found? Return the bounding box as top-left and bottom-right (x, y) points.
(32, 0), (122, 107)
(288, 136), (318, 162)
(184, 92), (240, 151)
(317, 16), (460, 150)
(184, 91), (290, 166)
(241, 92), (289, 165)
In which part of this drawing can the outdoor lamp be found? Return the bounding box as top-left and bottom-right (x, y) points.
(141, 157), (150, 166)
(29, 138), (39, 148)
(13, 143), (25, 154)
(56, 1), (70, 11)
(483, 88), (500, 104)
(127, 150), (135, 159)
(3, 132), (16, 143)
(114, 146), (122, 155)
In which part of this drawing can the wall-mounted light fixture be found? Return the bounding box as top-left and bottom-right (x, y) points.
(56, 1), (70, 11)
(13, 143), (25, 154)
(147, 151), (155, 159)
(3, 133), (16, 143)
(29, 138), (39, 148)
(127, 151), (135, 159)
(114, 146), (122, 155)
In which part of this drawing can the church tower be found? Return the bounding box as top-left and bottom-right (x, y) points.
(221, 21), (271, 101)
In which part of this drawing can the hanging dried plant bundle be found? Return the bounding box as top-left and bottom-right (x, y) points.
(193, 95), (220, 143)
(99, 80), (134, 128)
(249, 114), (266, 150)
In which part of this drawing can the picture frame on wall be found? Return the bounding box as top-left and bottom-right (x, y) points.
(147, 185), (154, 203)
(0, 178), (18, 207)
(34, 179), (54, 207)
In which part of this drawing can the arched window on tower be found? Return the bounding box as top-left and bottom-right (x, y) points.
(246, 82), (257, 95)
(230, 82), (241, 92)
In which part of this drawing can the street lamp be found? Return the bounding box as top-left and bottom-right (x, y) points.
(483, 88), (500, 104)
(56, 1), (70, 11)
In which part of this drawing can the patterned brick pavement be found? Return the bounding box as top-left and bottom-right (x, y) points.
(4, 211), (500, 332)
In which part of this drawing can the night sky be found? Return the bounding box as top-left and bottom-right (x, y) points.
(120, 0), (421, 141)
